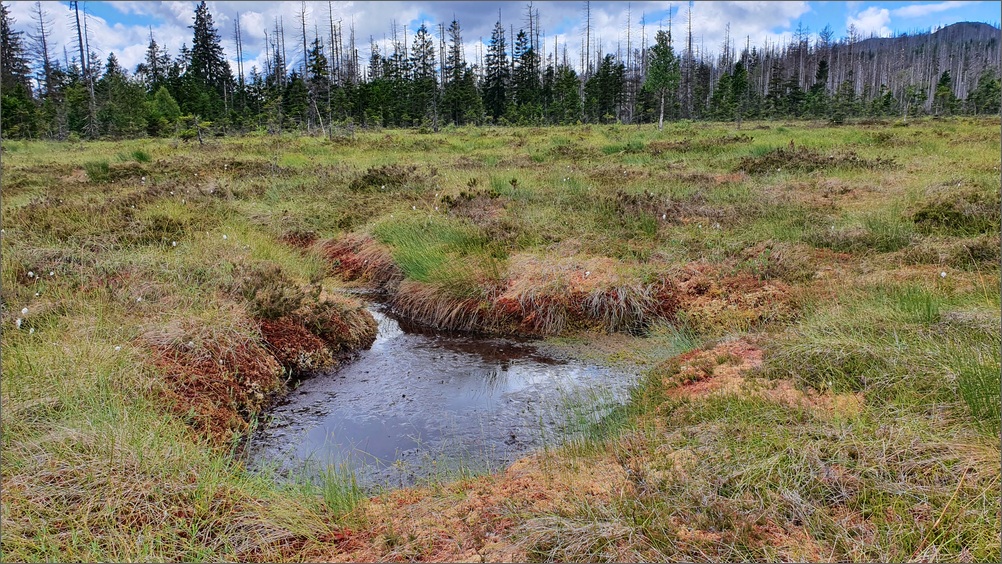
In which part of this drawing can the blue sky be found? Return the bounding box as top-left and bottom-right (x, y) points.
(7, 1), (1000, 80)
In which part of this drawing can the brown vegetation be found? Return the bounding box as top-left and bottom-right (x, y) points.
(322, 234), (403, 288)
(144, 317), (284, 443)
(738, 146), (897, 174)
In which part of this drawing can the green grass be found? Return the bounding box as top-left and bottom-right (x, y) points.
(2, 117), (999, 562)
(83, 159), (110, 182)
(317, 463), (366, 516)
(372, 215), (497, 287)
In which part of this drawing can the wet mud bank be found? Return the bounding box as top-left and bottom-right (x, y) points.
(246, 306), (637, 490)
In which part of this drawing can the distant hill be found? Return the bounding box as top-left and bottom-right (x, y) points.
(759, 21), (1000, 110)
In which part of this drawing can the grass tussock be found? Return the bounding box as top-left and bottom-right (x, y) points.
(321, 233), (403, 288)
(912, 189), (1001, 236)
(83, 159), (111, 182)
(348, 163), (423, 192)
(738, 145), (896, 174)
(141, 306), (285, 442)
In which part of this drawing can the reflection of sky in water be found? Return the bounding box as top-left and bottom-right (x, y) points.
(249, 307), (635, 489)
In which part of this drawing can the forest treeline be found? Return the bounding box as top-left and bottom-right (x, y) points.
(1, 1), (1000, 140)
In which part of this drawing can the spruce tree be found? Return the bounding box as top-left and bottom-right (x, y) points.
(512, 30), (541, 123)
(442, 19), (482, 125)
(96, 53), (147, 136)
(136, 31), (171, 94)
(804, 59), (829, 118)
(730, 60), (748, 125)
(1, 1), (36, 137)
(409, 23), (437, 126)
(643, 30), (680, 130)
(550, 64), (582, 124)
(282, 70), (309, 127)
(147, 85), (181, 135)
(967, 69), (1001, 115)
(585, 54), (624, 123)
(187, 1), (234, 119)
(932, 70), (958, 116)
(483, 20), (510, 122)
(307, 36), (330, 128)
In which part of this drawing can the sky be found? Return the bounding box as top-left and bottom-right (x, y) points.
(6, 1), (1000, 82)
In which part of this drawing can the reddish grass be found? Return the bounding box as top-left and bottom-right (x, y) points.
(150, 340), (283, 444)
(279, 230), (318, 250)
(321, 234), (402, 288)
(296, 292), (378, 353)
(259, 317), (335, 374)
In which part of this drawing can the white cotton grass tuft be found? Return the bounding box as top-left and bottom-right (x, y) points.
(940, 271), (947, 278)
(21, 307), (28, 315)
(15, 318), (22, 329)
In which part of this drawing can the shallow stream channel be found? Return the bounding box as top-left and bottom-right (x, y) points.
(246, 306), (638, 491)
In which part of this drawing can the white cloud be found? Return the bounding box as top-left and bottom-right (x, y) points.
(892, 1), (967, 19)
(847, 6), (892, 38)
(2, 0), (823, 84)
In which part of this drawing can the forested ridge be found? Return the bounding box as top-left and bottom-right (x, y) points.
(1, 1), (999, 140)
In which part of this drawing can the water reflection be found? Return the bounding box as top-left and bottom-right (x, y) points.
(248, 306), (635, 489)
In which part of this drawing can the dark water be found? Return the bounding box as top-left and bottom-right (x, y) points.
(246, 307), (636, 489)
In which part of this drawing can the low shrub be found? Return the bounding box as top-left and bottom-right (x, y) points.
(230, 262), (314, 320)
(348, 164), (421, 192)
(912, 190), (1001, 236)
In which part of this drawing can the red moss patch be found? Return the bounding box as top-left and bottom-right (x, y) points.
(150, 340), (283, 444)
(279, 230), (318, 250)
(321, 234), (402, 288)
(295, 292), (378, 353)
(654, 339), (764, 399)
(673, 262), (794, 334)
(320, 453), (630, 562)
(260, 317), (335, 374)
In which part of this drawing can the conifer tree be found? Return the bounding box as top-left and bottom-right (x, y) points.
(1, 1), (36, 137)
(550, 64), (582, 124)
(483, 19), (510, 121)
(186, 1), (234, 119)
(442, 19), (482, 125)
(409, 23), (437, 126)
(932, 70), (958, 115)
(136, 31), (171, 94)
(643, 30), (680, 130)
(96, 53), (147, 136)
(307, 36), (330, 129)
(967, 69), (1001, 115)
(585, 54), (624, 123)
(512, 29), (541, 123)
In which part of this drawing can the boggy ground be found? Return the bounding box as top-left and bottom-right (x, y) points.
(1, 118), (999, 561)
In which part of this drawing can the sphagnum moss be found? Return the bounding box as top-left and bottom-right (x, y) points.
(2, 117), (999, 562)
